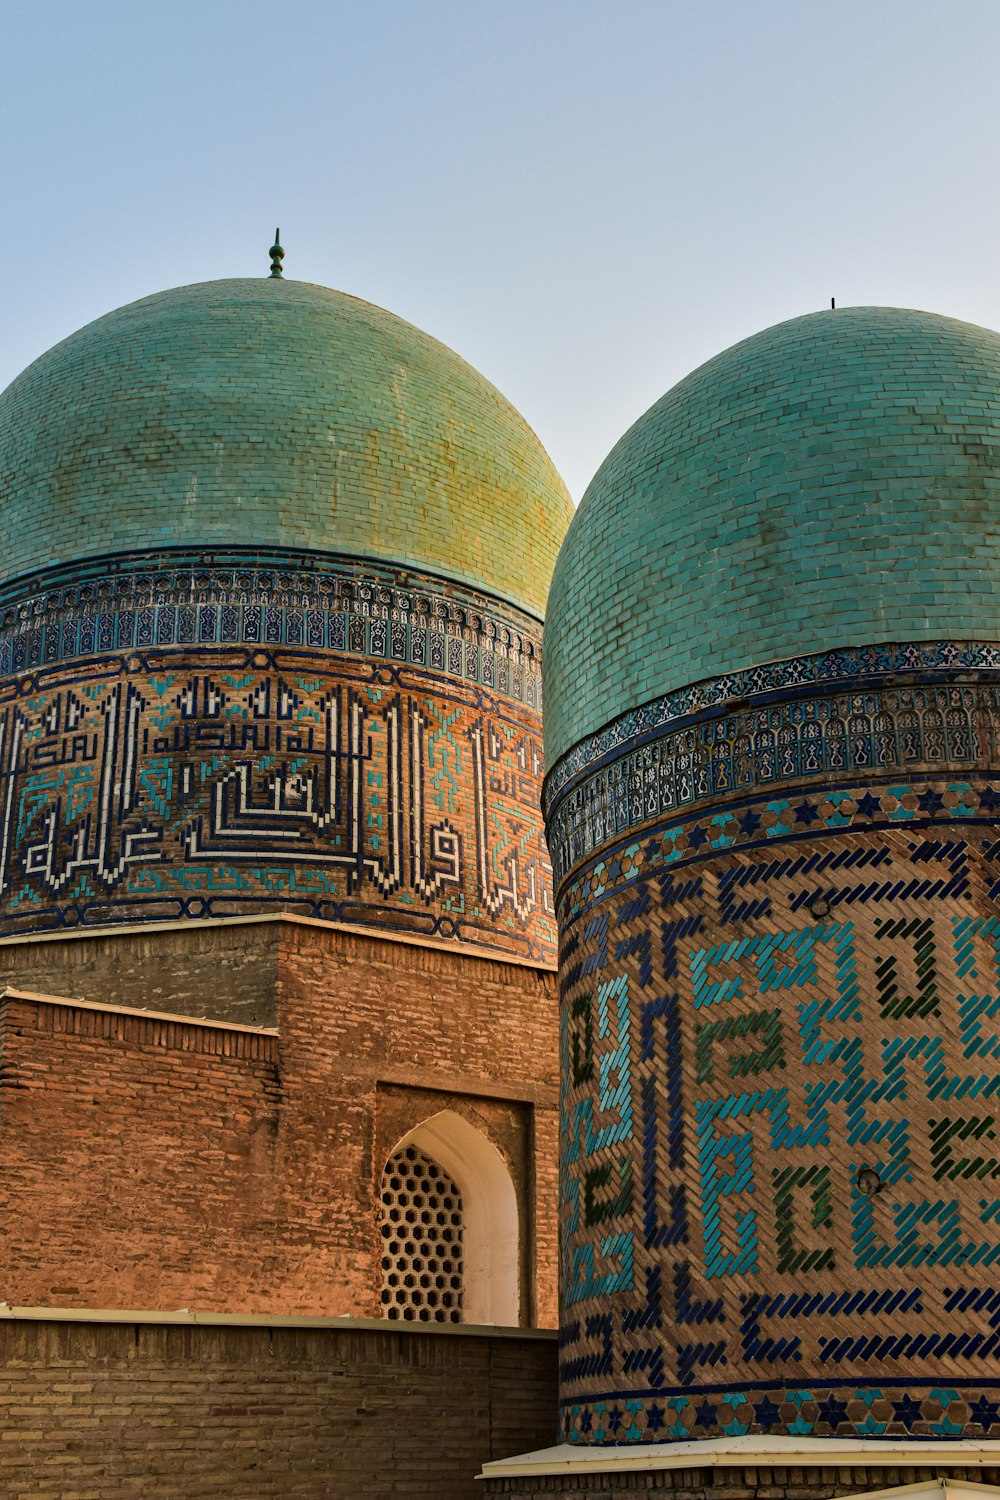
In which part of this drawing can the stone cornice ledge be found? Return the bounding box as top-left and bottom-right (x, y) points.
(479, 1435), (1000, 1480)
(0, 1305), (556, 1340)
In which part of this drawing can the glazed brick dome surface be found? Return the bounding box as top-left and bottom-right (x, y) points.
(0, 278), (572, 618)
(544, 305), (1000, 768)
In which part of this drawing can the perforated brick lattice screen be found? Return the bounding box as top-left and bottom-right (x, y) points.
(379, 1144), (464, 1322)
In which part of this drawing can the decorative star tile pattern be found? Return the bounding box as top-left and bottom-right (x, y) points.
(547, 668), (1000, 889)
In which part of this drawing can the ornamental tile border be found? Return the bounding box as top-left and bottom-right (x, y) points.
(559, 1384), (1000, 1445)
(0, 547), (543, 710)
(546, 677), (1000, 891)
(544, 642), (1000, 815)
(556, 773), (1000, 927)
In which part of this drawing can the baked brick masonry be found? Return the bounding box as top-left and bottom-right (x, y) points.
(0, 923), (558, 1322)
(0, 1314), (557, 1500)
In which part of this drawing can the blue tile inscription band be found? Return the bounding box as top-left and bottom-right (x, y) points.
(546, 655), (1000, 895)
(0, 549), (554, 960)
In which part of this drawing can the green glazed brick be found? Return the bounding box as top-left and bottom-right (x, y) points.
(0, 278), (573, 622)
(544, 306), (1000, 767)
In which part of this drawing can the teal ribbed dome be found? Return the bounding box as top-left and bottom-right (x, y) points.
(0, 278), (573, 618)
(544, 306), (1000, 768)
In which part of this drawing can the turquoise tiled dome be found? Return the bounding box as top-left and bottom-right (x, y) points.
(0, 278), (573, 618)
(544, 306), (1000, 768)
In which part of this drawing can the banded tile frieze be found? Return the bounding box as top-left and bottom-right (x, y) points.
(557, 800), (1000, 1442)
(0, 548), (543, 710)
(545, 641), (1000, 812)
(547, 673), (1000, 891)
(549, 643), (1000, 1444)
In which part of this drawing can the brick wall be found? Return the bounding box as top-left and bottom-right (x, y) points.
(0, 917), (559, 1325)
(272, 921), (559, 1325)
(0, 991), (282, 1310)
(0, 1312), (557, 1499)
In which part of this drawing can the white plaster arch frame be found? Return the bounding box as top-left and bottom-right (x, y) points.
(386, 1109), (519, 1326)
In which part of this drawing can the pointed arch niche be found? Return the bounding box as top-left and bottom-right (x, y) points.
(379, 1109), (520, 1327)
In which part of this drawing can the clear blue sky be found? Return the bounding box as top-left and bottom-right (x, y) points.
(4, 0), (1000, 501)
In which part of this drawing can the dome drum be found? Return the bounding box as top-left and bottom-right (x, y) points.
(0, 542), (555, 959)
(0, 277), (573, 961)
(545, 309), (1000, 1448)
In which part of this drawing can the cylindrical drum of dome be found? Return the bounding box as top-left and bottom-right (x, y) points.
(0, 279), (573, 957)
(543, 308), (1000, 1446)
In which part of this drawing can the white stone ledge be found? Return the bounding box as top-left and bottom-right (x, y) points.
(479, 1436), (1000, 1480)
(0, 910), (557, 971)
(0, 985), (279, 1034)
(0, 1304), (557, 1339)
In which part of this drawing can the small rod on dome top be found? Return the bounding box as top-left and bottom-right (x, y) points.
(269, 230), (285, 279)
(831, 297), (836, 309)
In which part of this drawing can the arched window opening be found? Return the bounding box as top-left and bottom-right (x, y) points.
(379, 1143), (464, 1323)
(378, 1110), (519, 1327)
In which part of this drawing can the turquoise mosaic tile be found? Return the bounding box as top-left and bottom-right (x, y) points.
(0, 279), (572, 620)
(545, 307), (1000, 767)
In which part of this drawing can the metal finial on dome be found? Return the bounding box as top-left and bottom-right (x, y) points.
(269, 229), (284, 279)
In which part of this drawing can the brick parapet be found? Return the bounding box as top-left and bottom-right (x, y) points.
(2, 985), (277, 1043)
(0, 989), (280, 1076)
(0, 914), (556, 1044)
(0, 1313), (558, 1499)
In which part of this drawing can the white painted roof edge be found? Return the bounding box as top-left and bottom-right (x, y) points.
(479, 1436), (1000, 1479)
(0, 1304), (556, 1340)
(854, 1480), (1000, 1500)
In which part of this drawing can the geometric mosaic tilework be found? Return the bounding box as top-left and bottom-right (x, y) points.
(557, 774), (1000, 929)
(0, 547), (543, 710)
(0, 643), (555, 962)
(544, 640), (1000, 812)
(558, 814), (1000, 1439)
(553, 666), (1000, 1442)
